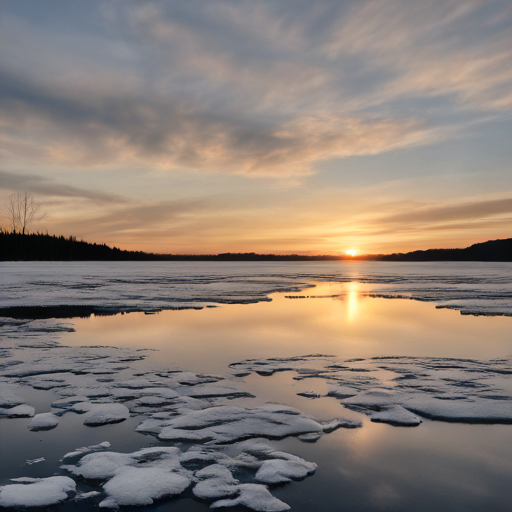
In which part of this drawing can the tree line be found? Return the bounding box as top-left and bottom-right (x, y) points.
(2, 230), (511, 261)
(1, 191), (510, 261)
(0, 231), (348, 261)
(0, 231), (167, 261)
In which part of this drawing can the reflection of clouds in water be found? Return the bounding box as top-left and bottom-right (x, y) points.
(370, 483), (402, 507)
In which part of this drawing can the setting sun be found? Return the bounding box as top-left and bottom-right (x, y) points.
(346, 250), (357, 257)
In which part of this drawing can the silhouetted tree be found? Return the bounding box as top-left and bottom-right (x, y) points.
(4, 191), (44, 234)
(5, 194), (20, 232)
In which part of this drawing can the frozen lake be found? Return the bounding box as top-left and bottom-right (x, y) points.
(1, 261), (512, 511)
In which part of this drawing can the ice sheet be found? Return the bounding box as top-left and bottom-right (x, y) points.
(2, 261), (512, 316)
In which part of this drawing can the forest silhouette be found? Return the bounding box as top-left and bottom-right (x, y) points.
(1, 231), (511, 262)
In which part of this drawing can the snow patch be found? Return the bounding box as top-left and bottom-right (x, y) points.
(62, 441), (111, 461)
(367, 405), (422, 426)
(211, 484), (290, 511)
(27, 412), (59, 431)
(0, 404), (35, 418)
(61, 443), (316, 511)
(137, 405), (325, 444)
(0, 476), (76, 508)
(100, 467), (191, 508)
(83, 404), (130, 426)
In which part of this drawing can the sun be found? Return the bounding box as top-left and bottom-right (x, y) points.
(346, 249), (357, 257)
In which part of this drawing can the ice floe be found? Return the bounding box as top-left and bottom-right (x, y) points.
(75, 491), (101, 501)
(62, 441), (111, 461)
(59, 442), (316, 510)
(193, 465), (238, 499)
(210, 484), (290, 511)
(27, 412), (59, 431)
(252, 445), (317, 484)
(82, 403), (130, 426)
(136, 404), (350, 444)
(0, 476), (76, 508)
(366, 405), (422, 426)
(25, 458), (45, 466)
(0, 383), (26, 407)
(100, 467), (191, 508)
(179, 384), (254, 399)
(320, 418), (362, 431)
(232, 354), (512, 425)
(0, 404), (35, 417)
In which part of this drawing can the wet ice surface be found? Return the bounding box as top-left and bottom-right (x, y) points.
(2, 261), (512, 316)
(1, 262), (512, 511)
(1, 317), (512, 510)
(0, 320), (348, 510)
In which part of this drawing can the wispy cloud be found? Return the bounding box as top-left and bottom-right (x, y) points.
(2, 1), (511, 177)
(42, 196), (219, 243)
(0, 170), (127, 203)
(375, 197), (512, 226)
(0, 66), (431, 176)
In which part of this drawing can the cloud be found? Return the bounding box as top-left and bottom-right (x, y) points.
(0, 170), (127, 203)
(45, 197), (215, 238)
(3, 1), (511, 178)
(320, 0), (512, 110)
(0, 66), (431, 176)
(376, 197), (512, 226)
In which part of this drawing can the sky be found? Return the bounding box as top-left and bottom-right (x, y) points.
(1, 0), (512, 255)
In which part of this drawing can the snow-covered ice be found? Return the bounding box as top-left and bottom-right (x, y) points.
(82, 403), (130, 426)
(255, 457), (316, 484)
(321, 418), (362, 431)
(25, 458), (45, 466)
(0, 404), (35, 417)
(100, 467), (191, 508)
(0, 383), (26, 407)
(27, 412), (59, 431)
(366, 405), (422, 426)
(0, 476), (76, 508)
(2, 317), (512, 511)
(193, 465), (239, 499)
(233, 355), (512, 425)
(75, 491), (101, 501)
(2, 261), (512, 316)
(210, 484), (290, 511)
(136, 404), (342, 444)
(59, 442), (316, 510)
(179, 384), (254, 399)
(62, 442), (111, 461)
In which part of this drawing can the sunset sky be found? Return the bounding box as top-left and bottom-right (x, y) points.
(1, 1), (512, 254)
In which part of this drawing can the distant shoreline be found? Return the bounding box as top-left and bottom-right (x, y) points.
(1, 231), (511, 262)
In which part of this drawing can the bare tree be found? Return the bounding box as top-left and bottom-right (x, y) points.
(5, 193), (20, 233)
(4, 191), (43, 234)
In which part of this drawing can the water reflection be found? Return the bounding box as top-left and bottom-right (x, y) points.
(346, 282), (360, 323)
(11, 286), (512, 512)
(60, 282), (512, 374)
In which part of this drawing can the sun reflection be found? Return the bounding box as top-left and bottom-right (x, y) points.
(347, 282), (360, 322)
